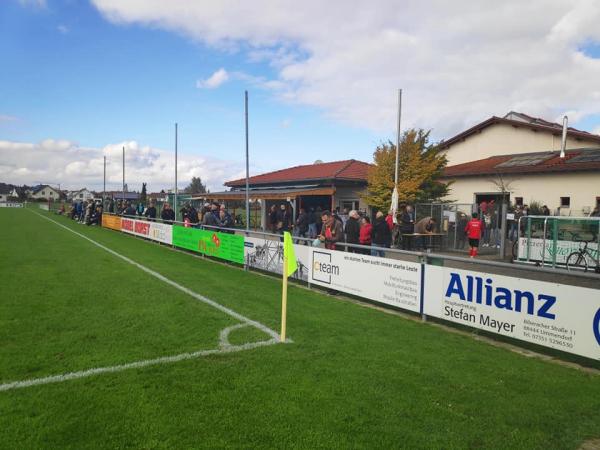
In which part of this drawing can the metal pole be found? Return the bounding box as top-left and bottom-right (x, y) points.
(560, 115), (568, 158)
(500, 194), (507, 259)
(175, 122), (178, 221)
(394, 89), (402, 186)
(103, 156), (106, 203)
(245, 90), (250, 231)
(122, 146), (125, 204)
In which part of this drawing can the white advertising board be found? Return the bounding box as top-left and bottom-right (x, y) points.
(244, 236), (310, 281)
(423, 266), (600, 360)
(120, 217), (172, 245)
(518, 237), (599, 264)
(307, 248), (422, 313)
(0, 202), (23, 208)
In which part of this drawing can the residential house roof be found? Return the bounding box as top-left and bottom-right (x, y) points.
(225, 159), (371, 188)
(442, 148), (600, 178)
(440, 112), (600, 149)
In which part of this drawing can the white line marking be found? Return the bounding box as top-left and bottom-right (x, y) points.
(31, 211), (280, 341)
(0, 337), (278, 392)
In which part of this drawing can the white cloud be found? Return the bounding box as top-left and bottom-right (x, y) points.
(0, 138), (243, 192)
(196, 68), (229, 89)
(57, 24), (69, 34)
(92, 0), (600, 138)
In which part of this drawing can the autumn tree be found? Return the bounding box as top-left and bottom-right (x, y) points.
(184, 176), (207, 194)
(362, 129), (450, 212)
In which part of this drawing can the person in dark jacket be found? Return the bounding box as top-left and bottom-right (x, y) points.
(218, 206), (234, 232)
(268, 205), (278, 233)
(400, 205), (415, 250)
(123, 202), (136, 217)
(161, 202), (175, 224)
(203, 203), (220, 228)
(276, 204), (292, 234)
(144, 201), (157, 221)
(344, 210), (361, 252)
(295, 208), (309, 240)
(371, 211), (391, 257)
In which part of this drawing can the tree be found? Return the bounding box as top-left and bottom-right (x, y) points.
(140, 183), (147, 203)
(362, 129), (450, 212)
(184, 177), (207, 194)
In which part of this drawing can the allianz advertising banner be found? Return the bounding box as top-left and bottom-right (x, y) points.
(423, 266), (600, 360)
(173, 226), (245, 264)
(307, 248), (422, 313)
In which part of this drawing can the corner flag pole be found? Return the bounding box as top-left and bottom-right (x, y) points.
(281, 231), (297, 342)
(281, 251), (288, 342)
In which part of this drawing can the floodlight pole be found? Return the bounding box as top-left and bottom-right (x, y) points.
(122, 146), (125, 203)
(245, 91), (250, 231)
(103, 156), (106, 203)
(175, 122), (178, 221)
(394, 89), (402, 186)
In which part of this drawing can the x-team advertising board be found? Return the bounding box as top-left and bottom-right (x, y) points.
(307, 248), (422, 313)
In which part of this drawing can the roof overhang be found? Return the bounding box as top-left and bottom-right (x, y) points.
(192, 186), (335, 201)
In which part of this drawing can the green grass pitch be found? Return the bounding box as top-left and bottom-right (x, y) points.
(1, 207), (599, 449)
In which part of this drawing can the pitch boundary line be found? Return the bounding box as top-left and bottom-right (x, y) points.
(0, 324), (277, 392)
(31, 211), (281, 341)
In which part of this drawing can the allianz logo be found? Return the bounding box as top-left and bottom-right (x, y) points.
(445, 272), (556, 320)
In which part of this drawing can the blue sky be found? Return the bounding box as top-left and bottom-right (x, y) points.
(1, 0), (600, 191)
(0, 0), (381, 180)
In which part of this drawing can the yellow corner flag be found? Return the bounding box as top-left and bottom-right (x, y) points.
(280, 231), (297, 342)
(283, 231), (298, 277)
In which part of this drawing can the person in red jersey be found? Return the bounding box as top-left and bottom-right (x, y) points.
(465, 212), (483, 258)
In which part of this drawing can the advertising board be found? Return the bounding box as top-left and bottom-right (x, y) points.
(101, 214), (122, 231)
(307, 248), (422, 313)
(173, 226), (244, 264)
(243, 236), (310, 280)
(423, 266), (600, 360)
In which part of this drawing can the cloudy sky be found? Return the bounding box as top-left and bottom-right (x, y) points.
(2, 0), (600, 191)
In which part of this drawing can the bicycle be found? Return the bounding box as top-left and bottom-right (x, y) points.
(566, 240), (600, 273)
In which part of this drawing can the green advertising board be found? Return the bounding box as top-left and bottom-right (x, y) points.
(172, 226), (245, 264)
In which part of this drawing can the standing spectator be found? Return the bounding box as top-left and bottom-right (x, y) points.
(269, 205), (278, 233)
(203, 203), (220, 228)
(144, 201), (157, 221)
(399, 205), (415, 250)
(295, 207), (309, 240)
(161, 202), (175, 224)
(308, 207), (318, 238)
(359, 216), (372, 254)
(465, 212), (483, 258)
(510, 206), (521, 241)
(371, 211), (391, 257)
(339, 208), (349, 228)
(542, 205), (551, 216)
(318, 210), (343, 250)
(276, 204), (292, 234)
(315, 207), (323, 236)
(108, 198), (115, 213)
(88, 205), (103, 226)
(123, 202), (136, 217)
(136, 202), (144, 216)
(219, 205), (234, 231)
(482, 211), (492, 247)
(479, 200), (488, 215)
(344, 210), (361, 252)
(188, 203), (200, 226)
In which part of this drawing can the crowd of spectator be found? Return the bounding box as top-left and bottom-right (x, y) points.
(65, 200), (103, 226)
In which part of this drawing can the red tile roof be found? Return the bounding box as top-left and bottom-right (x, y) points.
(441, 113), (600, 149)
(442, 148), (600, 177)
(225, 159), (371, 187)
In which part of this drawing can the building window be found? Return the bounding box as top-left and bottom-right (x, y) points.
(515, 197), (523, 207)
(79, 194), (83, 198)
(50, 192), (54, 196)
(560, 197), (571, 208)
(340, 200), (359, 211)
(41, 191), (45, 195)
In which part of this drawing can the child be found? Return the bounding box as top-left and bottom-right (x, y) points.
(465, 212), (483, 258)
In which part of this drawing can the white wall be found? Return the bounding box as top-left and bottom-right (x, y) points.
(444, 123), (600, 166)
(334, 186), (368, 212)
(443, 172), (600, 215)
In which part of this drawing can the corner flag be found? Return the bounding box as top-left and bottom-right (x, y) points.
(283, 231), (298, 277)
(280, 231), (296, 342)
